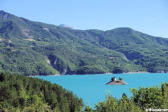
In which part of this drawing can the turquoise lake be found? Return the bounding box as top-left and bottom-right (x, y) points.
(37, 73), (168, 107)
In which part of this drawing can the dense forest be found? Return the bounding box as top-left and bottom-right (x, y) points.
(1, 73), (168, 112)
(1, 10), (168, 75)
(0, 73), (83, 112)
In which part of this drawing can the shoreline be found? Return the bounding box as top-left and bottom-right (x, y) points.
(124, 71), (149, 74)
(29, 71), (168, 77)
(29, 74), (60, 77)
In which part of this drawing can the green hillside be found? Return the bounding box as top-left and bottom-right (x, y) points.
(0, 73), (83, 111)
(0, 10), (168, 75)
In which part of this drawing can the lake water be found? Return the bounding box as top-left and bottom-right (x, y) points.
(36, 73), (168, 107)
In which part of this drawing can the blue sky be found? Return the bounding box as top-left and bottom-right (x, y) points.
(0, 0), (168, 37)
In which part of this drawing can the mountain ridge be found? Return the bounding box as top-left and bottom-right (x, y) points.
(0, 10), (168, 75)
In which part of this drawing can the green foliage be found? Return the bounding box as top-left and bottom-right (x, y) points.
(1, 10), (168, 75)
(94, 94), (141, 112)
(0, 73), (83, 112)
(87, 83), (168, 112)
(131, 87), (163, 109)
(83, 106), (95, 112)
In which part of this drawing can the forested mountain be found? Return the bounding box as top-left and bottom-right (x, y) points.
(0, 10), (168, 75)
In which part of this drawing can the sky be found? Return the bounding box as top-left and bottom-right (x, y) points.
(0, 0), (168, 38)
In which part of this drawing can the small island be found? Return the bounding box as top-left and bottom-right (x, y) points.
(105, 77), (128, 85)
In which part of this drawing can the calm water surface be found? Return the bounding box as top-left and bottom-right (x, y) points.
(37, 73), (168, 107)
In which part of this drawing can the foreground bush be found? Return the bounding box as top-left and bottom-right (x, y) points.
(84, 83), (168, 112)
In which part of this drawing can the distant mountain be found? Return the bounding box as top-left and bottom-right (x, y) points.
(58, 24), (73, 29)
(0, 10), (168, 75)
